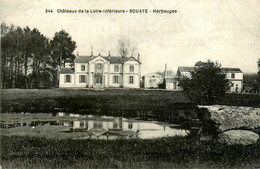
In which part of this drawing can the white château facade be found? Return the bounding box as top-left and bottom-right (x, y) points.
(59, 54), (141, 88)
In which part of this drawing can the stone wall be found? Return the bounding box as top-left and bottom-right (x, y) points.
(197, 105), (260, 145)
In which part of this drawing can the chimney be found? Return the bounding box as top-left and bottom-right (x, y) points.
(137, 53), (140, 61)
(91, 45), (93, 56)
(164, 64), (167, 78)
(108, 51), (111, 59)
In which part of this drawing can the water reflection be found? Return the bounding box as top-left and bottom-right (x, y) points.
(0, 112), (189, 139)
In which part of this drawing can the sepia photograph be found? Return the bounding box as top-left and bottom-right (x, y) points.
(1, 0), (260, 168)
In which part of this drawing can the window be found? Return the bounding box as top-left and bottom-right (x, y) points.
(79, 75), (86, 83)
(174, 82), (177, 90)
(128, 123), (133, 129)
(114, 65), (119, 72)
(129, 65), (134, 72)
(129, 76), (134, 84)
(96, 76), (102, 84)
(231, 83), (234, 87)
(113, 122), (118, 129)
(113, 76), (119, 84)
(80, 121), (84, 128)
(65, 75), (71, 83)
(96, 63), (102, 70)
(81, 65), (85, 71)
(231, 73), (235, 79)
(94, 121), (103, 128)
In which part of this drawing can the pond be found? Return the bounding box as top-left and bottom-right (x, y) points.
(0, 112), (190, 139)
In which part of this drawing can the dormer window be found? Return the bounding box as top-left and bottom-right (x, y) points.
(231, 73), (235, 78)
(81, 65), (85, 71)
(114, 65), (119, 72)
(129, 65), (134, 72)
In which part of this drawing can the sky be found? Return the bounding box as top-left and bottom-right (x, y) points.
(1, 0), (260, 75)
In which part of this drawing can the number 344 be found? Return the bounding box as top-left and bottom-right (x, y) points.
(45, 9), (53, 13)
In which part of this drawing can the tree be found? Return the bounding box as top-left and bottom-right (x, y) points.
(50, 30), (76, 69)
(179, 60), (229, 105)
(117, 37), (137, 57)
(256, 59), (260, 92)
(258, 59), (260, 81)
(50, 30), (76, 87)
(1, 23), (54, 89)
(1, 25), (25, 88)
(28, 28), (51, 88)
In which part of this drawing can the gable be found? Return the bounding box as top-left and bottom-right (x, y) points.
(126, 57), (141, 64)
(89, 56), (109, 63)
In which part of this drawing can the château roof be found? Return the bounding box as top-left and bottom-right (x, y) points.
(178, 66), (242, 73)
(75, 55), (141, 64)
(60, 68), (74, 74)
(177, 66), (195, 72)
(220, 68), (243, 73)
(75, 56), (95, 63)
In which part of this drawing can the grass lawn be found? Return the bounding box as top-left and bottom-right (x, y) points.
(1, 89), (196, 124)
(1, 88), (260, 124)
(2, 88), (259, 107)
(0, 135), (259, 169)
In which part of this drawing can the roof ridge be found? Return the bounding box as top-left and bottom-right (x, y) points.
(75, 55), (141, 64)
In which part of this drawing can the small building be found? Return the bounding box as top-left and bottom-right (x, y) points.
(221, 68), (243, 92)
(177, 66), (195, 78)
(142, 73), (164, 89)
(165, 77), (180, 91)
(177, 66), (243, 93)
(59, 54), (141, 88)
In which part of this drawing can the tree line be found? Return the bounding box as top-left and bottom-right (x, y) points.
(1, 23), (76, 89)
